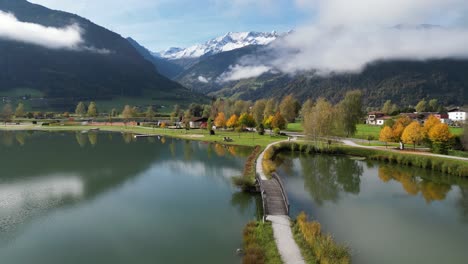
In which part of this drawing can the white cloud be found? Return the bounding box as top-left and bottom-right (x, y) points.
(221, 0), (468, 80)
(0, 11), (82, 49)
(198, 76), (210, 83)
(219, 64), (271, 82)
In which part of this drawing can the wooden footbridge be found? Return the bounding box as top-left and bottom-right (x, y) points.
(257, 172), (290, 216)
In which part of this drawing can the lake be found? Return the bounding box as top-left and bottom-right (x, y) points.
(275, 152), (468, 264)
(0, 131), (258, 264)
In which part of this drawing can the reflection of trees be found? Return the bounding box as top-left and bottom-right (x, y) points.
(169, 139), (176, 157)
(160, 137), (166, 144)
(458, 188), (468, 223)
(298, 155), (362, 205)
(88, 132), (98, 146)
(184, 140), (193, 160)
(1, 131), (14, 146)
(214, 143), (226, 156)
(75, 132), (88, 147)
(378, 166), (452, 203)
(15, 132), (26, 146)
(122, 133), (133, 144)
(231, 192), (255, 214)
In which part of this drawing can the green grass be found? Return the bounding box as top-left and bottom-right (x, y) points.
(287, 122), (304, 132)
(354, 124), (382, 140)
(0, 123), (286, 147)
(243, 221), (283, 264)
(450, 127), (463, 136)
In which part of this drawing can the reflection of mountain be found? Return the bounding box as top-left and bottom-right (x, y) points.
(277, 153), (363, 205)
(378, 166), (452, 203)
(0, 131), (249, 237)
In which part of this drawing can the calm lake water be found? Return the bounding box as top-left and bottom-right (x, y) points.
(275, 152), (468, 264)
(0, 131), (258, 264)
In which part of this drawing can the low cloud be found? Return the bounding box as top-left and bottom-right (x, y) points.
(198, 75), (210, 83)
(0, 11), (82, 49)
(219, 64), (271, 82)
(220, 0), (468, 81)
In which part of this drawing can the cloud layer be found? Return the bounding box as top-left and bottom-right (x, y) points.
(0, 11), (82, 49)
(220, 0), (468, 81)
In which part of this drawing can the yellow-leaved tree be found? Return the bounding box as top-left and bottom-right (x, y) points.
(226, 114), (238, 128)
(379, 126), (394, 148)
(214, 112), (226, 128)
(402, 121), (424, 150)
(428, 123), (452, 154)
(423, 115), (441, 137)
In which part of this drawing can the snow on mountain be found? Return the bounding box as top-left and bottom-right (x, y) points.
(156, 31), (279, 60)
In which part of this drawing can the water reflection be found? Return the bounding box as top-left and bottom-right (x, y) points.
(276, 153), (362, 205)
(378, 166), (452, 203)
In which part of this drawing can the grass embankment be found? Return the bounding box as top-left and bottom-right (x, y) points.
(242, 221), (283, 264)
(0, 123), (286, 147)
(263, 142), (468, 177)
(293, 212), (350, 264)
(233, 145), (262, 191)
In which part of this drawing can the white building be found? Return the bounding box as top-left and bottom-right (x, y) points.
(448, 108), (467, 123)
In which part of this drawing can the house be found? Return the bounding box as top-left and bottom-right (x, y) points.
(401, 112), (449, 124)
(448, 108), (467, 123)
(189, 117), (208, 129)
(366, 112), (391, 126)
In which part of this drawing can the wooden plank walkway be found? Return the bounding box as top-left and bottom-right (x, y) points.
(261, 178), (288, 215)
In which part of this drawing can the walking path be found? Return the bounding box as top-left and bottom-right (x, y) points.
(256, 141), (306, 264)
(341, 139), (468, 161)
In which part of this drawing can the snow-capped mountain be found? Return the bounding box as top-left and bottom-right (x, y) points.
(155, 31), (280, 60)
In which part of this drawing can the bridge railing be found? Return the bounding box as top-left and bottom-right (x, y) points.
(271, 172), (290, 215)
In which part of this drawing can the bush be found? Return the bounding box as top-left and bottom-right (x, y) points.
(273, 128), (280, 135)
(242, 222), (282, 264)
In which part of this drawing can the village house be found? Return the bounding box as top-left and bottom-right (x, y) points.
(366, 112), (391, 125)
(189, 117), (208, 129)
(448, 107), (467, 123)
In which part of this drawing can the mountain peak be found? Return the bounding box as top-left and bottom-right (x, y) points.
(157, 31), (281, 60)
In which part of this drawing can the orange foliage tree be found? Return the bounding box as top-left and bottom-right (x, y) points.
(402, 121), (424, 150)
(226, 114), (239, 128)
(379, 126), (394, 148)
(214, 112), (227, 128)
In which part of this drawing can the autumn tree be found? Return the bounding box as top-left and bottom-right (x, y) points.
(1, 104), (13, 125)
(263, 115), (274, 130)
(415, 99), (427, 113)
(122, 105), (133, 121)
(264, 98), (277, 118)
(252, 99), (266, 125)
(238, 113), (256, 129)
(171, 104), (182, 122)
(428, 99), (439, 112)
(226, 114), (239, 128)
(111, 108), (118, 117)
(428, 123), (452, 154)
(132, 106), (140, 117)
(379, 126), (394, 148)
(15, 103), (25, 118)
(381, 100), (393, 115)
(337, 90), (363, 137)
(87, 102), (98, 117)
(279, 94), (299, 123)
(423, 115), (441, 139)
(214, 112), (227, 128)
(233, 100), (250, 116)
(145, 106), (156, 119)
(402, 121), (424, 150)
(75, 102), (86, 117)
(303, 98), (334, 142)
(271, 112), (287, 130)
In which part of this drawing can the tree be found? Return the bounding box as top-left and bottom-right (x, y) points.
(428, 123), (452, 154)
(111, 108), (118, 117)
(145, 106), (156, 119)
(1, 104), (13, 125)
(15, 103), (25, 118)
(171, 104), (181, 122)
(337, 90), (363, 137)
(379, 126), (393, 148)
(233, 100), (250, 116)
(122, 105), (133, 121)
(132, 106), (140, 117)
(75, 102), (86, 117)
(238, 113), (256, 128)
(415, 99), (427, 113)
(402, 121), (424, 150)
(271, 112), (287, 130)
(184, 110), (192, 129)
(252, 99), (266, 125)
(390, 104), (399, 115)
(381, 100), (393, 115)
(463, 123), (468, 151)
(87, 102), (98, 117)
(214, 112), (226, 128)
(279, 94), (299, 123)
(428, 99), (439, 112)
(263, 115), (274, 130)
(423, 115), (441, 138)
(226, 114), (239, 128)
(264, 98), (277, 118)
(303, 98), (334, 142)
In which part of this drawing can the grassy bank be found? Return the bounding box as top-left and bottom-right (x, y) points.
(293, 212), (350, 264)
(263, 142), (468, 177)
(355, 124), (464, 140)
(233, 145), (262, 191)
(242, 221), (283, 264)
(0, 124), (286, 147)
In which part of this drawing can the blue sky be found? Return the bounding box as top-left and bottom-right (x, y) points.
(28, 0), (311, 51)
